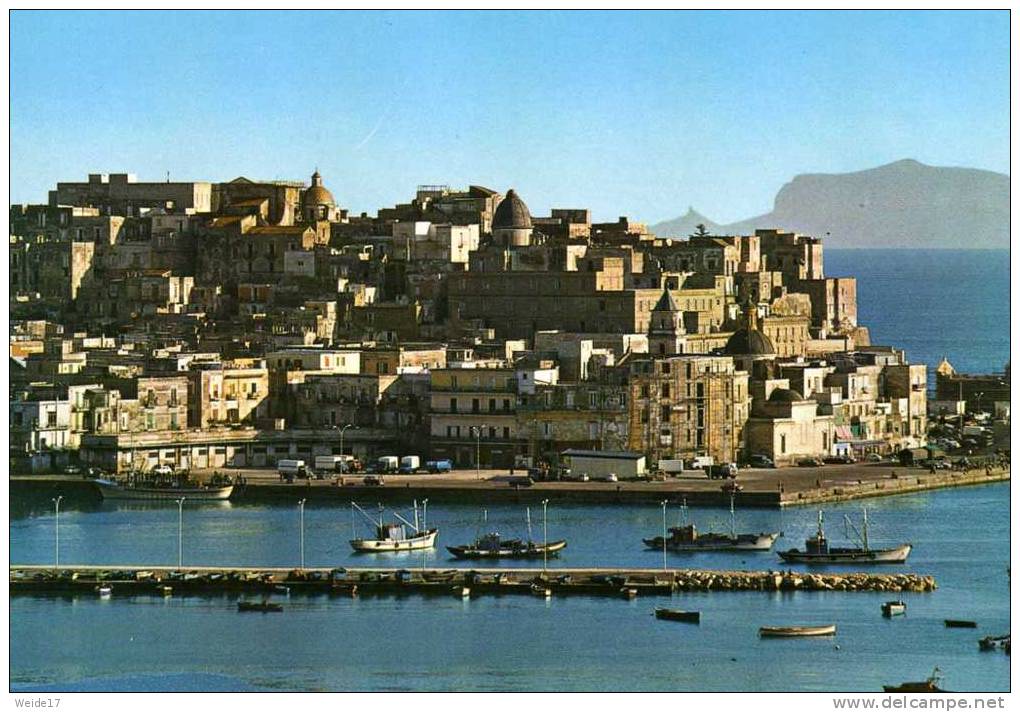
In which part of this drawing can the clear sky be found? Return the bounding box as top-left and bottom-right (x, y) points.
(10, 10), (1009, 224)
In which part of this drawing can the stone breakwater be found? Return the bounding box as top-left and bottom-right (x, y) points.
(9, 565), (937, 597)
(672, 569), (937, 593)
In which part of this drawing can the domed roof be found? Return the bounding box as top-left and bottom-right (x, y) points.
(724, 327), (776, 356)
(768, 387), (804, 403)
(492, 189), (532, 230)
(302, 171), (335, 207)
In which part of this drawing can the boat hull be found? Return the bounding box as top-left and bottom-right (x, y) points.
(447, 540), (567, 559)
(759, 624), (836, 638)
(95, 480), (234, 501)
(350, 528), (438, 552)
(644, 532), (778, 552)
(655, 608), (700, 623)
(778, 544), (912, 564)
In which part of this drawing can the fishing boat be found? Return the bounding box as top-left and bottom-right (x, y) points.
(655, 608), (700, 623)
(883, 667), (947, 692)
(237, 601), (283, 613)
(979, 634), (1010, 651)
(882, 600), (907, 617)
(759, 624), (836, 638)
(96, 585), (113, 597)
(530, 584), (552, 598)
(95, 477), (233, 501)
(349, 500), (438, 552)
(447, 507), (567, 559)
(643, 496), (778, 552)
(778, 510), (911, 564)
(453, 586), (471, 598)
(944, 619), (977, 629)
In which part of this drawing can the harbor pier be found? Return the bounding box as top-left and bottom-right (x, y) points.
(10, 565), (937, 599)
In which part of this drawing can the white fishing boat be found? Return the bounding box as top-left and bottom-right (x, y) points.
(778, 510), (911, 564)
(349, 500), (438, 552)
(95, 478), (233, 501)
(643, 495), (778, 552)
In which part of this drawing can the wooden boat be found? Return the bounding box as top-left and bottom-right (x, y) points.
(158, 585), (173, 597)
(237, 601), (283, 613)
(95, 478), (233, 501)
(645, 497), (778, 552)
(654, 608), (700, 623)
(944, 619), (977, 628)
(349, 501), (437, 552)
(882, 600), (906, 617)
(448, 535), (567, 559)
(621, 587), (638, 599)
(96, 585), (113, 597)
(453, 586), (471, 598)
(883, 667), (946, 693)
(779, 510), (911, 564)
(759, 624), (836, 637)
(530, 584), (552, 598)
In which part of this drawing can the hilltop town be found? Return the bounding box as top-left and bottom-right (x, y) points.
(8, 171), (955, 477)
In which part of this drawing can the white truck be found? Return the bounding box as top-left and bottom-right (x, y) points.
(314, 455), (353, 473)
(376, 456), (400, 474)
(399, 455), (421, 473)
(657, 459), (684, 475)
(689, 456), (714, 471)
(278, 459), (308, 480)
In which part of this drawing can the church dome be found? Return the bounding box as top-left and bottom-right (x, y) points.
(768, 387), (804, 403)
(302, 170), (335, 207)
(492, 189), (532, 230)
(724, 327), (776, 356)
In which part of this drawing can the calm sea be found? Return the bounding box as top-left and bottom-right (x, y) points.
(9, 249), (1011, 692)
(827, 249), (1010, 377)
(10, 484), (1010, 692)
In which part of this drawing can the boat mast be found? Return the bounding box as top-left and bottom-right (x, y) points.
(526, 507), (533, 542)
(729, 493), (736, 539)
(413, 500), (419, 531)
(817, 510), (824, 539)
(862, 508), (870, 552)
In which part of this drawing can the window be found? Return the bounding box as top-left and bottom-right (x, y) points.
(502, 427), (510, 439)
(502, 399), (510, 412)
(661, 405), (670, 421)
(472, 398), (479, 413)
(489, 398), (496, 412)
(780, 434), (786, 454)
(662, 383), (670, 399)
(450, 398), (458, 413)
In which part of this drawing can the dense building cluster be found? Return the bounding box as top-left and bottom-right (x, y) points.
(10, 172), (931, 473)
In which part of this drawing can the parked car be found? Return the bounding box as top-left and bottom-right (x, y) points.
(747, 454), (775, 468)
(823, 455), (856, 465)
(706, 463), (738, 480)
(866, 453), (884, 462)
(599, 473), (619, 483)
(362, 475), (384, 486)
(62, 464), (83, 476)
(151, 464), (174, 476)
(571, 473), (590, 482)
(797, 457), (823, 467)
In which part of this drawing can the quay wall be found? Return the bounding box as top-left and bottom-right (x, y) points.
(781, 468), (1009, 507)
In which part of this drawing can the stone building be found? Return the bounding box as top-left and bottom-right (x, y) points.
(429, 365), (518, 468)
(625, 354), (750, 466)
(50, 173), (212, 215)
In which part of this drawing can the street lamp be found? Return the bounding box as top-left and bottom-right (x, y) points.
(298, 498), (306, 569)
(660, 500), (669, 571)
(473, 425), (486, 480)
(175, 497), (186, 569)
(52, 496), (63, 568)
(541, 499), (550, 575)
(338, 424), (356, 473)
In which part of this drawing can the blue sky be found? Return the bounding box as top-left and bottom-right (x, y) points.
(10, 10), (1009, 224)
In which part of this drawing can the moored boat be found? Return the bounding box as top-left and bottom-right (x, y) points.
(759, 624), (836, 637)
(95, 478), (233, 501)
(883, 667), (947, 692)
(944, 619), (977, 628)
(882, 600), (906, 617)
(655, 608), (700, 623)
(979, 634), (1010, 651)
(349, 500), (437, 552)
(644, 496), (778, 552)
(448, 534), (567, 559)
(778, 510), (911, 564)
(96, 585), (113, 597)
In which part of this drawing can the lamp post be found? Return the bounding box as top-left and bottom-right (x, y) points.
(541, 499), (549, 575)
(661, 500), (668, 571)
(976, 391), (984, 417)
(473, 425), (486, 480)
(52, 496), (63, 568)
(298, 498), (306, 569)
(339, 424), (355, 473)
(175, 497), (186, 569)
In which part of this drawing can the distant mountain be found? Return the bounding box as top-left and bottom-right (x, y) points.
(651, 159), (1009, 248)
(648, 206), (724, 239)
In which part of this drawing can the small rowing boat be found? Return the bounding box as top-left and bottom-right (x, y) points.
(944, 619), (977, 629)
(883, 667), (947, 693)
(654, 608), (700, 624)
(759, 624), (836, 637)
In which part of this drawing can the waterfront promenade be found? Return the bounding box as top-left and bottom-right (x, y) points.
(11, 461), (1009, 507)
